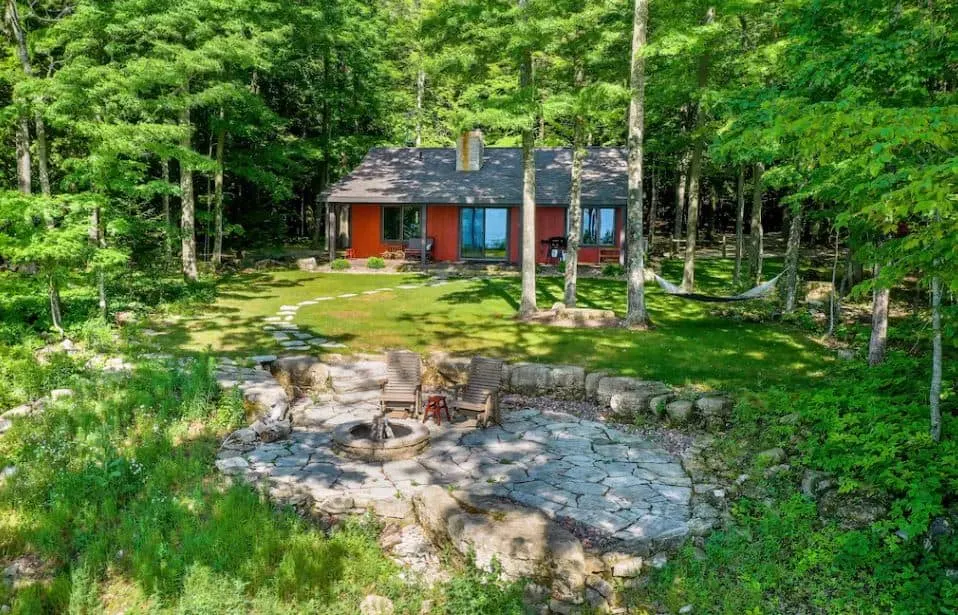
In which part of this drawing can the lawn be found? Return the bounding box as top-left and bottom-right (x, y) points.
(157, 259), (833, 391)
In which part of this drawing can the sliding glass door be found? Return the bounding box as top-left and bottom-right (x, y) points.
(460, 207), (509, 260)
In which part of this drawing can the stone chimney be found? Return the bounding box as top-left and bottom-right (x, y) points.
(456, 130), (484, 171)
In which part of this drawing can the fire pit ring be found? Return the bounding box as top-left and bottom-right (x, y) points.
(331, 419), (430, 461)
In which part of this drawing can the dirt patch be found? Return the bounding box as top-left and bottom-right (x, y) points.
(518, 305), (621, 329)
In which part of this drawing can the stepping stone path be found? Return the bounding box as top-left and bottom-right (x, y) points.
(254, 277), (450, 352)
(221, 392), (693, 552)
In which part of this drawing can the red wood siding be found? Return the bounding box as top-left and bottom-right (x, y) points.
(350, 205), (387, 258)
(426, 206), (459, 261)
(347, 204), (623, 264)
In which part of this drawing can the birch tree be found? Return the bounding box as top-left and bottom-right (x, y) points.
(624, 0), (649, 327)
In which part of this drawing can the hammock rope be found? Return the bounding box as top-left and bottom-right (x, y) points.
(651, 271), (784, 303)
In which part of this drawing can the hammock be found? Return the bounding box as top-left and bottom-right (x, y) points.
(651, 271), (784, 303)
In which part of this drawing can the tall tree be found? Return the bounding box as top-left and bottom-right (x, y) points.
(782, 202), (803, 312)
(681, 6), (716, 292)
(748, 161), (763, 284)
(624, 0), (649, 327)
(867, 266), (889, 366)
(518, 0), (537, 317)
(733, 166), (745, 283)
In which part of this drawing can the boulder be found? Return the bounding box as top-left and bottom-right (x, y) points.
(595, 377), (669, 407)
(251, 418), (291, 443)
(549, 365), (587, 400)
(584, 371), (608, 401)
(359, 595), (394, 615)
(611, 557), (643, 578)
(695, 396), (731, 418)
(296, 257), (318, 272)
(428, 353), (471, 387)
(215, 456), (249, 476)
(648, 394), (674, 418)
(49, 388), (74, 401)
(609, 389), (668, 416)
(509, 363), (553, 396)
(413, 485), (586, 601)
(272, 355), (330, 394)
(242, 381), (289, 422)
(818, 492), (887, 528)
(756, 447), (787, 466)
(665, 400), (694, 424)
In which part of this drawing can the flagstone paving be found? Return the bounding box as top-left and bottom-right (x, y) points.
(223, 397), (692, 549)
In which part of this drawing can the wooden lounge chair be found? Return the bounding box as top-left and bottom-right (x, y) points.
(404, 237), (434, 261)
(380, 351), (423, 416)
(448, 356), (504, 428)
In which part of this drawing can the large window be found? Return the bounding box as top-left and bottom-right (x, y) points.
(581, 207), (617, 246)
(460, 207), (509, 260)
(382, 205), (422, 242)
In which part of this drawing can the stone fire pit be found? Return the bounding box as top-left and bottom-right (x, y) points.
(332, 418), (430, 461)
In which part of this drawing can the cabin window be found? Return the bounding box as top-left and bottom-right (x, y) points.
(581, 207), (617, 246)
(382, 205), (422, 242)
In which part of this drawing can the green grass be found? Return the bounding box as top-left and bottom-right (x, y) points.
(157, 260), (832, 390)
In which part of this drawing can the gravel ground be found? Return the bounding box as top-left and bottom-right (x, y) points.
(501, 393), (696, 458)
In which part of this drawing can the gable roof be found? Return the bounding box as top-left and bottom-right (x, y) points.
(320, 147), (628, 206)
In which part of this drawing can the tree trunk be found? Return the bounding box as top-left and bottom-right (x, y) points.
(89, 206), (107, 318)
(48, 275), (63, 334)
(518, 0), (537, 317)
(827, 229), (840, 337)
(929, 274), (942, 442)
(748, 162), (764, 284)
(867, 265), (889, 366)
(327, 202), (337, 261)
(564, 64), (586, 308)
(624, 0), (649, 327)
(162, 159), (173, 261)
(680, 7), (715, 292)
(415, 67), (425, 148)
(14, 118), (32, 195)
(733, 167), (745, 283)
(783, 203), (803, 312)
(212, 109), (225, 268)
(648, 166), (658, 256)
(179, 105), (199, 282)
(673, 151), (688, 244)
(34, 112), (50, 196)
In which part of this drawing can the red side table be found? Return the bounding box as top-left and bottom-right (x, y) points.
(422, 394), (451, 425)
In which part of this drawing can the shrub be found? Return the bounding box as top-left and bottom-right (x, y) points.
(330, 258), (351, 271)
(601, 263), (625, 277)
(366, 257), (386, 270)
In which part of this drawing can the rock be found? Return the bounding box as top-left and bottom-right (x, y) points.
(549, 365), (587, 400)
(371, 498), (413, 520)
(272, 355), (330, 394)
(763, 463), (791, 478)
(778, 412), (800, 425)
(837, 349), (855, 361)
(428, 353), (472, 387)
(595, 377), (669, 407)
(756, 447), (786, 466)
(509, 363), (554, 396)
(650, 553), (668, 569)
(359, 595), (394, 615)
(251, 418), (291, 443)
(679, 605), (694, 614)
(547, 599), (582, 615)
(611, 556), (643, 578)
(49, 388), (74, 401)
(413, 485), (586, 601)
(241, 379), (290, 422)
(248, 355), (278, 365)
(318, 495), (355, 515)
(584, 588), (610, 613)
(609, 390), (662, 416)
(215, 456), (249, 475)
(695, 396), (731, 418)
(296, 257), (318, 272)
(584, 371), (608, 401)
(801, 469), (835, 499)
(819, 492), (887, 528)
(648, 394), (673, 418)
(523, 582), (550, 605)
(588, 577), (615, 599)
(665, 400), (694, 424)
(222, 427), (258, 452)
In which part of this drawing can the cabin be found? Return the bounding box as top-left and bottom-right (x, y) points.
(319, 131), (627, 265)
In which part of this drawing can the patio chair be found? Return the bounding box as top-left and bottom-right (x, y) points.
(404, 237), (434, 261)
(448, 356), (504, 428)
(380, 351), (423, 416)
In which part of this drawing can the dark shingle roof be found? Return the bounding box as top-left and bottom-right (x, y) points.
(320, 147), (627, 206)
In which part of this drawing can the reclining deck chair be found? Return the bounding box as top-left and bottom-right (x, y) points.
(449, 356), (504, 428)
(380, 351), (423, 416)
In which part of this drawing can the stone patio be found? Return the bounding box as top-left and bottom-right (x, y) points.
(219, 394), (693, 551)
